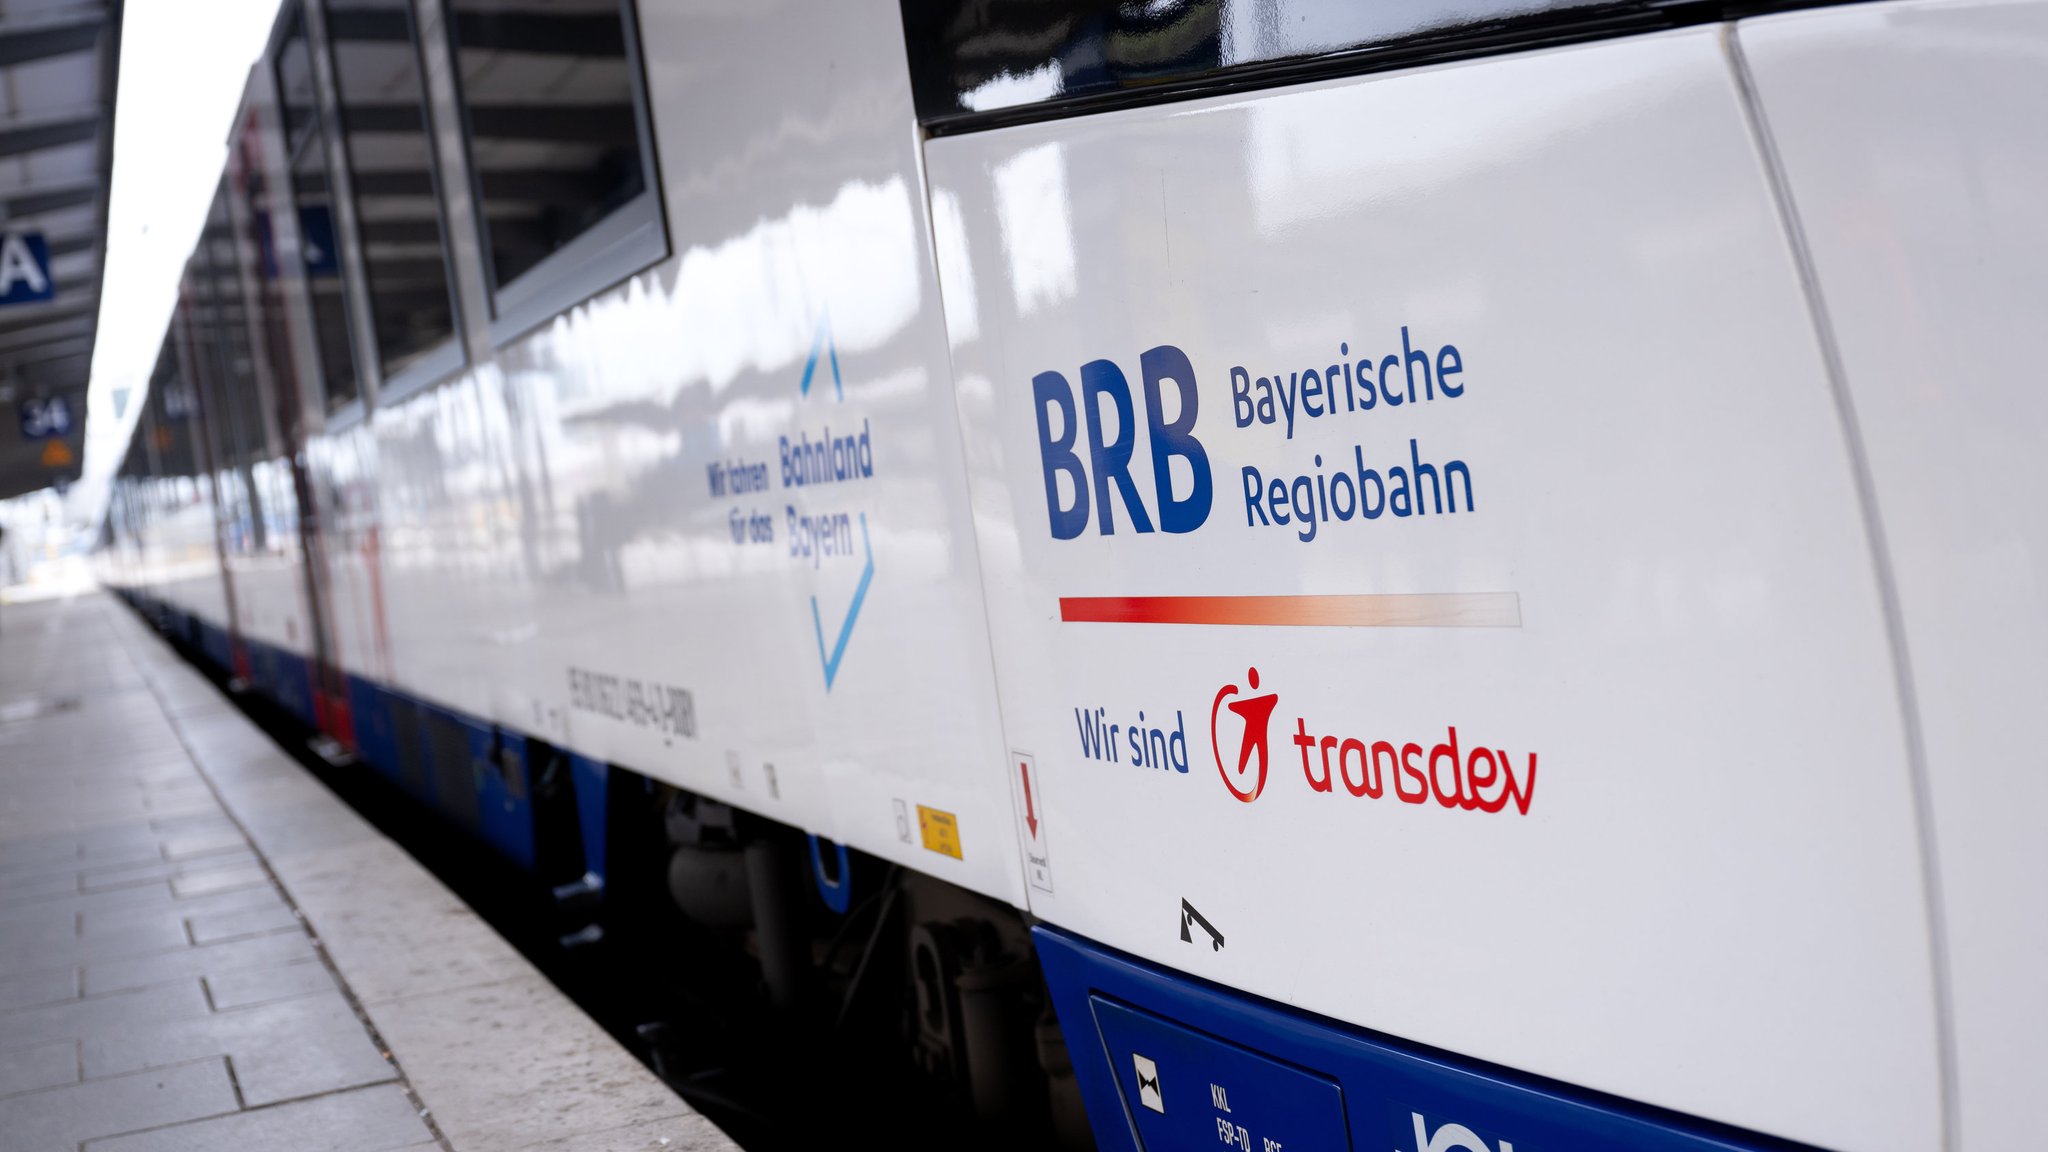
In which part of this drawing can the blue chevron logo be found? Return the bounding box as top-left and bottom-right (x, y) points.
(800, 312), (867, 690)
(811, 513), (874, 691)
(800, 314), (842, 401)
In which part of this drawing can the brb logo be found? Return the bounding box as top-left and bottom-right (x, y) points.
(1032, 345), (1212, 540)
(1210, 667), (1279, 803)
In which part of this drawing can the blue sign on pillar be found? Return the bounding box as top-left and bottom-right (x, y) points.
(299, 206), (339, 277)
(0, 231), (54, 305)
(18, 394), (72, 440)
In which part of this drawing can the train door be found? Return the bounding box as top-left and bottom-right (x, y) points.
(229, 114), (353, 745)
(168, 279), (246, 681)
(923, 13), (1941, 1152)
(1737, 4), (2048, 1145)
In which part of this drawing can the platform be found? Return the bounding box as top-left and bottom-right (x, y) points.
(0, 593), (733, 1152)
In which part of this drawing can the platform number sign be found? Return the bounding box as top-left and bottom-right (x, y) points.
(18, 394), (71, 440)
(0, 231), (54, 305)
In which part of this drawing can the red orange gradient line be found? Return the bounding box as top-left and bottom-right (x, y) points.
(1057, 592), (1521, 628)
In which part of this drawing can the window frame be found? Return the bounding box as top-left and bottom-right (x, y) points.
(318, 0), (469, 406)
(269, 0), (371, 423)
(438, 0), (668, 347)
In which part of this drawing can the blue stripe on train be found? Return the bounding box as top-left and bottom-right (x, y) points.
(1035, 926), (1796, 1152)
(346, 674), (405, 788)
(196, 619), (233, 674)
(126, 595), (580, 884)
(481, 731), (537, 872)
(246, 639), (315, 728)
(568, 754), (608, 888)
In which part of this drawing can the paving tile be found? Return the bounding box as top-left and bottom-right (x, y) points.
(79, 885), (290, 947)
(175, 733), (286, 777)
(144, 812), (237, 840)
(4, 872), (279, 939)
(116, 764), (202, 789)
(82, 987), (397, 1107)
(0, 899), (74, 940)
(140, 793), (222, 819)
(83, 931), (316, 997)
(168, 884), (293, 923)
(8, 598), (727, 1151)
(0, 1037), (76, 1096)
(81, 849), (259, 893)
(369, 973), (691, 1149)
(63, 881), (189, 917)
(140, 799), (227, 826)
(270, 841), (528, 1007)
(204, 957), (335, 1010)
(169, 862), (267, 899)
(76, 824), (174, 854)
(0, 869), (78, 905)
(231, 792), (382, 858)
(76, 839), (172, 870)
(159, 830), (246, 862)
(0, 1058), (238, 1152)
(84, 1083), (434, 1152)
(0, 980), (211, 1055)
(186, 901), (301, 945)
(0, 911), (190, 970)
(54, 887), (172, 933)
(139, 782), (213, 811)
(0, 966), (75, 1012)
(0, 840), (78, 874)
(0, 846), (84, 882)
(181, 745), (304, 787)
(513, 1113), (737, 1152)
(139, 772), (210, 793)
(0, 813), (155, 845)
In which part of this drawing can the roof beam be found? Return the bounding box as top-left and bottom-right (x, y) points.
(0, 16), (104, 67)
(1, 181), (98, 219)
(0, 113), (101, 159)
(0, 316), (92, 354)
(340, 104), (633, 146)
(5, 346), (91, 378)
(0, 295), (96, 334)
(325, 9), (622, 57)
(344, 167), (613, 208)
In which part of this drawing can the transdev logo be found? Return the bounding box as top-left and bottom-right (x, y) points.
(1210, 667), (1278, 803)
(1206, 666), (1540, 814)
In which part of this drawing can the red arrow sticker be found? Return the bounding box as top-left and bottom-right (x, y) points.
(1021, 759), (1039, 839)
(1012, 750), (1052, 894)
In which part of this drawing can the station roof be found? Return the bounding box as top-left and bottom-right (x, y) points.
(0, 0), (118, 501)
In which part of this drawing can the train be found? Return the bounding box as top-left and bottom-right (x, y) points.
(94, 0), (2048, 1149)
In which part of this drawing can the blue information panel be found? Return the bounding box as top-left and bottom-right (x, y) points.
(0, 231), (54, 306)
(17, 394), (71, 440)
(1094, 996), (1350, 1152)
(1038, 926), (1799, 1152)
(299, 206), (339, 277)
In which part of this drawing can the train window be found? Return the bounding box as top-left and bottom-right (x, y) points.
(204, 191), (275, 468)
(275, 1), (362, 415)
(235, 125), (313, 444)
(443, 0), (664, 337)
(905, 0), (1647, 129)
(182, 217), (263, 556)
(325, 0), (462, 381)
(277, 4), (320, 148)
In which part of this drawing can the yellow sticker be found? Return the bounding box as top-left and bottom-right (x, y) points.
(916, 805), (963, 860)
(39, 439), (73, 468)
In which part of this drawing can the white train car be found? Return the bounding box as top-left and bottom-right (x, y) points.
(100, 0), (2048, 1149)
